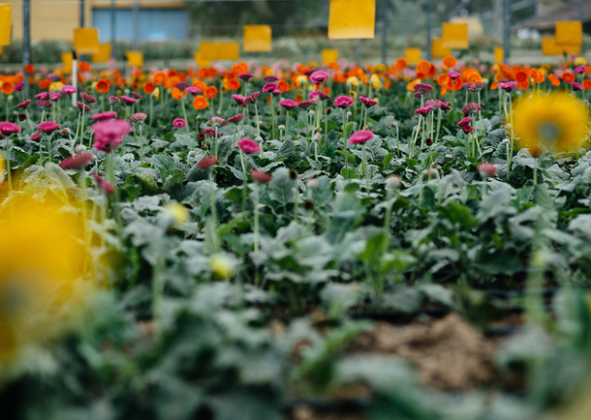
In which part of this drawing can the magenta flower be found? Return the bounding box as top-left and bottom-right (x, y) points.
(448, 71), (461, 79)
(77, 102), (91, 112)
(262, 83), (278, 93)
(414, 106), (433, 116)
(237, 138), (260, 154)
(172, 118), (187, 128)
(203, 128), (220, 138)
(231, 94), (247, 106)
(16, 99), (31, 109)
(47, 73), (62, 82)
(92, 173), (115, 194)
(36, 100), (52, 109)
(349, 130), (374, 145)
(571, 82), (583, 91)
(61, 85), (77, 95)
(413, 83), (434, 95)
(37, 121), (60, 134)
(30, 132), (42, 142)
(80, 92), (97, 103)
(174, 82), (190, 91)
(457, 116), (472, 127)
(298, 100), (314, 109)
(212, 116), (227, 127)
(359, 95), (378, 108)
(131, 92), (143, 100)
(92, 111), (118, 121)
(197, 156), (218, 170)
(478, 162), (497, 177)
(108, 96), (121, 104)
(59, 152), (95, 170)
(228, 114), (245, 124)
(462, 102), (482, 116)
(92, 119), (132, 153)
(499, 81), (518, 92)
(237, 73), (253, 81)
(34, 92), (50, 100)
(248, 91), (260, 102)
(310, 90), (331, 101)
(263, 75), (279, 82)
(272, 89), (283, 96)
(279, 99), (298, 110)
(0, 122), (21, 135)
(121, 96), (137, 105)
(14, 81), (24, 92)
(130, 112), (147, 123)
(574, 66), (587, 75)
(462, 125), (474, 134)
(50, 92), (62, 101)
(310, 71), (330, 85)
(334, 96), (354, 108)
(186, 86), (202, 95)
(425, 99), (446, 109)
(250, 169), (272, 183)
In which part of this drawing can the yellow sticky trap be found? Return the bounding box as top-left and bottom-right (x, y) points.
(328, 0), (376, 40)
(555, 21), (582, 46)
(0, 4), (12, 46)
(62, 52), (73, 73)
(199, 42), (240, 61)
(431, 39), (450, 59)
(73, 28), (100, 54)
(442, 23), (469, 49)
(194, 51), (211, 67)
(542, 37), (580, 56)
(494, 47), (504, 63)
(405, 48), (422, 64)
(92, 43), (111, 63)
(322, 49), (339, 65)
(243, 25), (272, 52)
(126, 51), (144, 68)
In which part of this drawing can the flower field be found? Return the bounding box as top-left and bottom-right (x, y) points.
(1, 56), (591, 420)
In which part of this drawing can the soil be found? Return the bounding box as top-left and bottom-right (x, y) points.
(351, 313), (498, 392)
(291, 406), (366, 420)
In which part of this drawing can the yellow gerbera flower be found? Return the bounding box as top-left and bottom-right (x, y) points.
(163, 202), (189, 228)
(370, 74), (382, 90)
(346, 76), (359, 88)
(511, 92), (590, 153)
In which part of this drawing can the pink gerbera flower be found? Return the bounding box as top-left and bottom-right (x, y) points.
(279, 99), (298, 110)
(172, 118), (187, 128)
(0, 122), (21, 135)
(197, 156), (218, 170)
(478, 162), (497, 177)
(92, 173), (115, 194)
(61, 85), (77, 95)
(92, 119), (132, 153)
(121, 96), (137, 105)
(310, 71), (330, 85)
(92, 111), (118, 121)
(250, 169), (272, 183)
(59, 152), (95, 170)
(333, 96), (354, 108)
(37, 121), (60, 134)
(237, 138), (260, 154)
(349, 130), (374, 145)
(228, 114), (244, 124)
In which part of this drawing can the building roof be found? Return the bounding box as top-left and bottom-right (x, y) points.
(514, 1), (591, 30)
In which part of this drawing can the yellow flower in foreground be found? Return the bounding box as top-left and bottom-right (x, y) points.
(210, 254), (235, 280)
(0, 195), (91, 359)
(163, 202), (189, 228)
(346, 76), (359, 88)
(50, 81), (64, 92)
(511, 92), (590, 153)
(0, 153), (4, 177)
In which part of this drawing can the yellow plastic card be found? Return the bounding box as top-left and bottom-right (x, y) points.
(62, 52), (73, 73)
(494, 47), (504, 63)
(199, 42), (240, 61)
(555, 21), (582, 46)
(92, 43), (111, 63)
(442, 23), (469, 49)
(126, 51), (144, 68)
(322, 49), (339, 65)
(243, 25), (272, 52)
(405, 48), (422, 64)
(194, 51), (211, 67)
(0, 4), (12, 46)
(73, 28), (100, 54)
(328, 0), (376, 40)
(431, 39), (450, 59)
(542, 37), (580, 56)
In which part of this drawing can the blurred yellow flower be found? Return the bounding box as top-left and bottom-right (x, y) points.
(0, 195), (92, 360)
(295, 75), (308, 89)
(346, 76), (359, 88)
(0, 153), (4, 177)
(50, 82), (64, 92)
(370, 74), (382, 90)
(153, 87), (160, 100)
(574, 57), (588, 67)
(163, 202), (189, 228)
(348, 90), (357, 99)
(210, 254), (234, 280)
(511, 92), (590, 154)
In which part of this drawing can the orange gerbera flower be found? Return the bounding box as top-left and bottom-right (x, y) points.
(78, 61), (91, 72)
(583, 80), (591, 91)
(164, 75), (181, 90)
(334, 72), (347, 83)
(204, 86), (217, 99)
(96, 78), (111, 94)
(515, 70), (528, 83)
(232, 61), (249, 75)
(294, 94), (303, 102)
(224, 78), (240, 91)
(531, 69), (545, 83)
(152, 71), (166, 85)
(517, 80), (530, 90)
(548, 74), (560, 87)
(451, 78), (463, 92)
(14, 74), (24, 84)
(192, 79), (207, 91)
(323, 87), (331, 95)
(167, 69), (178, 78)
(1, 81), (13, 95)
(437, 74), (450, 87)
(278, 80), (291, 93)
(427, 63), (437, 79)
(384, 78), (392, 89)
(442, 56), (457, 68)
(296, 64), (308, 74)
(562, 72), (575, 83)
(24, 64), (35, 74)
(197, 67), (209, 79)
(193, 95), (209, 110)
(178, 72), (187, 81)
(206, 67), (218, 78)
(143, 81), (155, 95)
(394, 58), (407, 72)
(467, 71), (483, 84)
(171, 87), (185, 100)
(328, 62), (340, 72)
(38, 79), (52, 90)
(417, 60), (431, 74)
